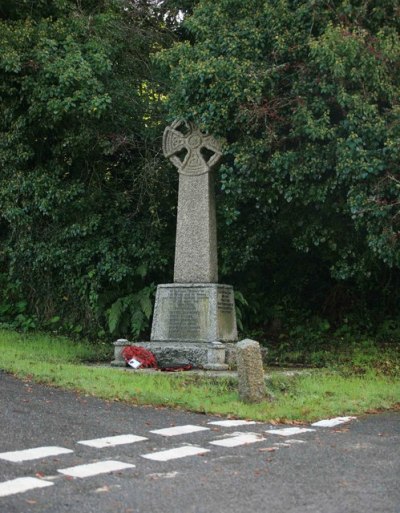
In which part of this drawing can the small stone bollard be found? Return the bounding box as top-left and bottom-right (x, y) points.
(203, 341), (229, 371)
(236, 339), (265, 403)
(111, 338), (130, 367)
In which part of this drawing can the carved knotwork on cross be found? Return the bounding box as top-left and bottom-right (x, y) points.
(163, 119), (222, 175)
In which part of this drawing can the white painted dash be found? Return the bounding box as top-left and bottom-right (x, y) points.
(150, 424), (209, 437)
(273, 439), (307, 447)
(78, 434), (147, 448)
(209, 433), (264, 448)
(0, 477), (53, 498)
(58, 460), (135, 478)
(208, 420), (257, 427)
(265, 427), (315, 437)
(147, 471), (179, 479)
(0, 446), (73, 463)
(141, 446), (210, 461)
(311, 416), (356, 428)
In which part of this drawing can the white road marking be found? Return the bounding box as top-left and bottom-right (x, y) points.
(0, 477), (53, 498)
(78, 434), (147, 448)
(94, 485), (121, 493)
(147, 471), (179, 479)
(271, 439), (307, 448)
(58, 460), (135, 478)
(265, 427), (315, 437)
(208, 420), (257, 427)
(209, 433), (264, 447)
(311, 416), (356, 428)
(41, 475), (63, 482)
(141, 445), (210, 461)
(0, 446), (73, 463)
(150, 425), (209, 437)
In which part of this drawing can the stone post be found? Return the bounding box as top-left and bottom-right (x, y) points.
(236, 339), (265, 403)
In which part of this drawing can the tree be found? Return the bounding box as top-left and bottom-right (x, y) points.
(0, 0), (174, 337)
(157, 0), (400, 331)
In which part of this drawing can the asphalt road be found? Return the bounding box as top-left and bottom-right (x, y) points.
(0, 370), (399, 513)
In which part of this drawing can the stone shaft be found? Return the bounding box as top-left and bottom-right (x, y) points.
(236, 339), (265, 403)
(174, 172), (218, 283)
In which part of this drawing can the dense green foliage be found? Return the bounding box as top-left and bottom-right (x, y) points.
(0, 0), (399, 345)
(158, 0), (400, 337)
(0, 1), (175, 338)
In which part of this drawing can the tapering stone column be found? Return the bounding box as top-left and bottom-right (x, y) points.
(174, 171), (218, 283)
(146, 120), (238, 368)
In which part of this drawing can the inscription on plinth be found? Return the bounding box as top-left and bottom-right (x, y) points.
(217, 289), (235, 340)
(218, 290), (234, 313)
(166, 289), (210, 340)
(151, 284), (237, 344)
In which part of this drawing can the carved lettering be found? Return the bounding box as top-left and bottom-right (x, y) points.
(162, 290), (210, 340)
(217, 290), (234, 314)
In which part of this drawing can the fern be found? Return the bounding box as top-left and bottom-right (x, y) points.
(107, 299), (124, 334)
(106, 284), (156, 338)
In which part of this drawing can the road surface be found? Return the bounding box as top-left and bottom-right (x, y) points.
(0, 371), (399, 513)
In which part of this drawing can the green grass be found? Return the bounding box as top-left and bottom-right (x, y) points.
(0, 329), (399, 422)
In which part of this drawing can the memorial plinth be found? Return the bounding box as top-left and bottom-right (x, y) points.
(145, 120), (238, 368)
(151, 284), (237, 343)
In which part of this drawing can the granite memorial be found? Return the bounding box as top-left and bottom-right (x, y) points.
(143, 120), (238, 368)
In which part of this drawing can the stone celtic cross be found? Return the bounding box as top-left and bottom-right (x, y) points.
(163, 119), (222, 176)
(148, 120), (238, 365)
(163, 120), (222, 283)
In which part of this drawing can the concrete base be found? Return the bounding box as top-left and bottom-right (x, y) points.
(139, 341), (238, 369)
(111, 339), (268, 370)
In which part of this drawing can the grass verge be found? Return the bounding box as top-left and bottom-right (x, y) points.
(0, 329), (399, 422)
